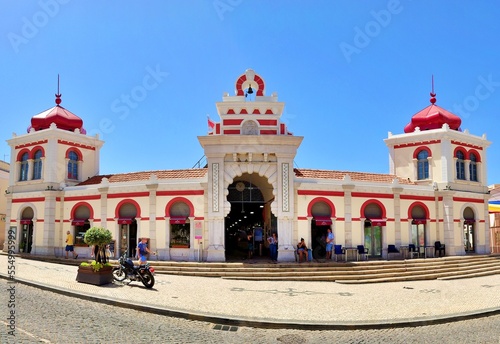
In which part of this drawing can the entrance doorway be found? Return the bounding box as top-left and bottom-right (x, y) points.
(21, 222), (33, 253)
(364, 221), (382, 257)
(464, 222), (475, 252)
(119, 220), (138, 258)
(225, 178), (268, 261)
(311, 219), (331, 259)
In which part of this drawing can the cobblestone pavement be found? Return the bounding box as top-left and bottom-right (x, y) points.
(1, 279), (500, 344)
(1, 254), (500, 330)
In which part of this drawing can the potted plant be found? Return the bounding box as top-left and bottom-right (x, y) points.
(76, 227), (113, 285)
(19, 242), (25, 253)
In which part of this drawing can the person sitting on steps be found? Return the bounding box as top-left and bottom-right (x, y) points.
(297, 238), (308, 263)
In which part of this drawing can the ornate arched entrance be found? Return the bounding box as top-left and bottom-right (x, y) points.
(224, 173), (273, 260)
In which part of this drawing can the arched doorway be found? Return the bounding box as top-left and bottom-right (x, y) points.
(117, 202), (138, 258)
(463, 207), (475, 253)
(363, 202), (385, 257)
(72, 204), (92, 247)
(310, 200), (333, 259)
(409, 203), (428, 249)
(224, 174), (271, 260)
(20, 207), (34, 253)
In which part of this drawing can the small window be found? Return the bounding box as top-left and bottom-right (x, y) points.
(469, 153), (478, 182)
(417, 150), (429, 180)
(170, 222), (190, 248)
(19, 152), (29, 181)
(68, 151), (79, 180)
(33, 150), (43, 180)
(75, 223), (91, 246)
(456, 150), (465, 180)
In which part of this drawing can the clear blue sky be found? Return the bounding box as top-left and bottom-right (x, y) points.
(1, 1), (500, 184)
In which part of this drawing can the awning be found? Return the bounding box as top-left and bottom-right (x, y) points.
(314, 216), (332, 226)
(170, 217), (187, 225)
(489, 201), (500, 213)
(412, 219), (427, 225)
(71, 219), (87, 226)
(117, 218), (133, 225)
(464, 219), (476, 225)
(370, 219), (386, 226)
(20, 219), (32, 224)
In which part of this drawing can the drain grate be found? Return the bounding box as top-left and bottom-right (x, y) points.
(212, 324), (238, 332)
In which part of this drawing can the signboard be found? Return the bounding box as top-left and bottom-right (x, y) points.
(194, 220), (203, 239)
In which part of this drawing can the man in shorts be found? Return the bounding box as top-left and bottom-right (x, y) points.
(136, 237), (155, 265)
(65, 230), (78, 259)
(325, 227), (334, 260)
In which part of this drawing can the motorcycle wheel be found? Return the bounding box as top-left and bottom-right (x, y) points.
(141, 270), (155, 288)
(112, 267), (127, 281)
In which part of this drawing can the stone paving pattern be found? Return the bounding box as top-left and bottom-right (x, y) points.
(1, 254), (500, 328)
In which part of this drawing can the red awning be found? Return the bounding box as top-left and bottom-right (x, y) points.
(20, 219), (32, 224)
(370, 219), (386, 226)
(117, 218), (133, 225)
(71, 219), (86, 226)
(314, 216), (332, 226)
(170, 217), (187, 224)
(412, 219), (427, 225)
(464, 219), (476, 224)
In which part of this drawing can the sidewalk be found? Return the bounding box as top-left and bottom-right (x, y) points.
(2, 254), (500, 329)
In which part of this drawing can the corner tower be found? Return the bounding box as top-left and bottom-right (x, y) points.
(5, 89), (104, 255)
(385, 90), (491, 255)
(198, 69), (303, 262)
(385, 91), (490, 193)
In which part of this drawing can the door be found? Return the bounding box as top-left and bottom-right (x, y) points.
(364, 224), (382, 257)
(464, 223), (474, 252)
(21, 223), (33, 253)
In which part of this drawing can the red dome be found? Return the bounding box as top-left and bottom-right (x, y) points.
(404, 97), (461, 133)
(30, 100), (84, 133)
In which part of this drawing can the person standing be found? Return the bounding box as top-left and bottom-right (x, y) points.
(65, 230), (78, 259)
(267, 232), (278, 262)
(247, 231), (254, 259)
(325, 228), (334, 260)
(136, 238), (155, 265)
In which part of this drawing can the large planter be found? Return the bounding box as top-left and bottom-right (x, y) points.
(76, 265), (113, 286)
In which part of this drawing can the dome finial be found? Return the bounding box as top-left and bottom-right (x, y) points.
(55, 74), (62, 105)
(430, 74), (436, 104)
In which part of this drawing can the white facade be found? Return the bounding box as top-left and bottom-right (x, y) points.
(3, 69), (492, 261)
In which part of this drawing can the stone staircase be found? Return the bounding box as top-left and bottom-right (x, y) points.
(16, 253), (500, 284)
(148, 255), (500, 284)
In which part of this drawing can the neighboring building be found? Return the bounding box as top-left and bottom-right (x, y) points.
(0, 160), (9, 248)
(488, 184), (500, 253)
(3, 69), (492, 261)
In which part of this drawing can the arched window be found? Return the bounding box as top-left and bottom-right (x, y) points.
(417, 150), (429, 180)
(68, 151), (79, 180)
(469, 152), (478, 182)
(456, 150), (465, 180)
(19, 152), (29, 181)
(169, 201), (191, 248)
(33, 150), (43, 180)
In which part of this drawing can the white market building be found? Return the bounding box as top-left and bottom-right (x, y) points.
(3, 69), (492, 262)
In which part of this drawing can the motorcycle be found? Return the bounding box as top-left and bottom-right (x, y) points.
(112, 250), (155, 288)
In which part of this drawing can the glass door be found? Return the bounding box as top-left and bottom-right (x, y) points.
(464, 223), (474, 252)
(364, 224), (382, 257)
(21, 223), (33, 253)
